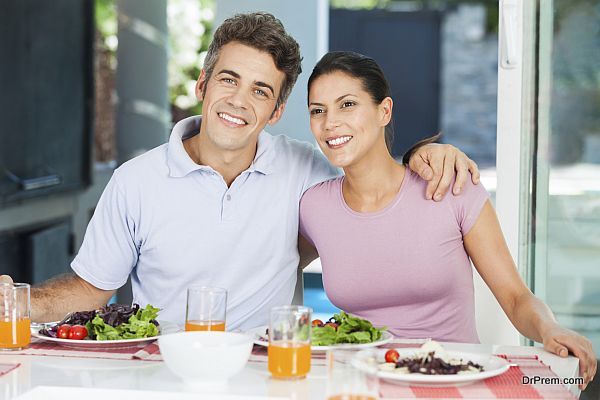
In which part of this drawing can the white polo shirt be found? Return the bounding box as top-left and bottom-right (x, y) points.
(71, 116), (337, 330)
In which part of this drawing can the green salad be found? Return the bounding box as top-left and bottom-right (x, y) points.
(39, 303), (161, 341)
(311, 311), (386, 346)
(86, 304), (160, 340)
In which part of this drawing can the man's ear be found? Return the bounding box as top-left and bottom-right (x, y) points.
(267, 102), (286, 126)
(379, 97), (393, 127)
(195, 70), (207, 101)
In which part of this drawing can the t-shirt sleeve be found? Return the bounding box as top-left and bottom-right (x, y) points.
(70, 170), (139, 290)
(301, 147), (340, 194)
(299, 189), (316, 247)
(450, 178), (490, 235)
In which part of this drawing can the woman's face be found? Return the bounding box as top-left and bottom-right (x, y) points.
(308, 71), (391, 168)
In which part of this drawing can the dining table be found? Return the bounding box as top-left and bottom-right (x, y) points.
(0, 338), (581, 400)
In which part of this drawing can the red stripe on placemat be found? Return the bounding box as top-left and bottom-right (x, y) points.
(484, 365), (543, 399)
(411, 386), (463, 398)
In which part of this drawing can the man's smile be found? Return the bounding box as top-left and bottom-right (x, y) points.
(218, 112), (248, 126)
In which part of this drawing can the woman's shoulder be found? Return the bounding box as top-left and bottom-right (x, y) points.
(302, 176), (343, 199)
(405, 168), (488, 202)
(300, 177), (343, 215)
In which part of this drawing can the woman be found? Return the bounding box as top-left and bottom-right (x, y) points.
(299, 51), (596, 387)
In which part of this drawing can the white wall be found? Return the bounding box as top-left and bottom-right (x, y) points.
(213, 0), (329, 144)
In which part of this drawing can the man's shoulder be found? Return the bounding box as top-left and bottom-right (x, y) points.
(113, 143), (169, 183)
(269, 134), (318, 157)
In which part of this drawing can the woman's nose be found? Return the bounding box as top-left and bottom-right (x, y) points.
(325, 116), (341, 131)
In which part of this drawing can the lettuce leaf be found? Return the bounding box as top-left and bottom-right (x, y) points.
(86, 304), (160, 341)
(311, 311), (386, 346)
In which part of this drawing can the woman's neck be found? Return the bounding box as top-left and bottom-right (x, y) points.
(342, 145), (406, 213)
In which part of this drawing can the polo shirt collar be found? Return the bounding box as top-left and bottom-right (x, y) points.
(166, 115), (275, 178)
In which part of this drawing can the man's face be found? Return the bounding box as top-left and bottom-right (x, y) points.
(196, 42), (286, 153)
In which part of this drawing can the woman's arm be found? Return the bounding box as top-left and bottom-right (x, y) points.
(464, 201), (597, 388)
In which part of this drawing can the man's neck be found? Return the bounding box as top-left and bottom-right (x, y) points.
(183, 132), (257, 187)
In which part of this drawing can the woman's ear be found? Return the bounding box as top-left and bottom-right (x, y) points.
(379, 97), (393, 127)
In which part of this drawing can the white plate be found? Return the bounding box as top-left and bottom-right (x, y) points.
(31, 320), (180, 349)
(354, 348), (510, 387)
(246, 325), (393, 352)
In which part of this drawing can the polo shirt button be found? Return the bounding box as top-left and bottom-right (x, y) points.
(226, 194), (231, 201)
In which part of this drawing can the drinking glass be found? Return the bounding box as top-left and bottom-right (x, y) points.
(0, 283), (31, 350)
(326, 348), (379, 400)
(185, 286), (227, 331)
(268, 305), (312, 379)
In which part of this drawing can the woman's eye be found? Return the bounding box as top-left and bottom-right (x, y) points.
(341, 101), (355, 108)
(222, 78), (235, 84)
(310, 108), (324, 115)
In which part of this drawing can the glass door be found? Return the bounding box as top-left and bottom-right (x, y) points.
(532, 0), (600, 354)
(497, 0), (600, 359)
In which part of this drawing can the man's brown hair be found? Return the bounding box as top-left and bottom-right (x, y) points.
(203, 12), (303, 109)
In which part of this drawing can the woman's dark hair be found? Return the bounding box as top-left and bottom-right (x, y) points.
(307, 51), (395, 153)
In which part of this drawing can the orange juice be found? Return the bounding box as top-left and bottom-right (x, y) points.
(0, 318), (31, 349)
(185, 320), (226, 331)
(327, 396), (377, 400)
(268, 341), (311, 379)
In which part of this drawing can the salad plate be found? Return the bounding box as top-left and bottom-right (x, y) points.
(31, 320), (180, 349)
(354, 347), (510, 387)
(246, 325), (393, 352)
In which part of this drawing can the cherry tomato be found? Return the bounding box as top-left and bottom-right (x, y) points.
(67, 325), (88, 340)
(385, 349), (400, 363)
(324, 322), (338, 330)
(312, 319), (324, 327)
(57, 324), (71, 339)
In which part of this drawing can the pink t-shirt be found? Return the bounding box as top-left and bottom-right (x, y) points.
(299, 170), (489, 343)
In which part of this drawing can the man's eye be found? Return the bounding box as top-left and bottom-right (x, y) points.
(222, 78), (235, 84)
(341, 101), (355, 108)
(254, 89), (267, 97)
(310, 108), (324, 115)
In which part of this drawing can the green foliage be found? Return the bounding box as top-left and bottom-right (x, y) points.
(94, 0), (216, 114)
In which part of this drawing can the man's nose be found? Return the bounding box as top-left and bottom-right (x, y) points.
(226, 88), (249, 109)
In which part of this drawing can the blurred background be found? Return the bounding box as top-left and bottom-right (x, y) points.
(0, 1), (598, 395)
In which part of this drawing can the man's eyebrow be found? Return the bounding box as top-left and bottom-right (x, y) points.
(254, 81), (275, 96)
(216, 69), (241, 79)
(308, 94), (355, 107)
(216, 70), (275, 97)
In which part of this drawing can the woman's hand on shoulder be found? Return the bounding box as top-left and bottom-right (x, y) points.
(542, 323), (596, 389)
(407, 143), (480, 201)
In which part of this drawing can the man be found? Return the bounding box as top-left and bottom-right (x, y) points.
(1, 12), (479, 330)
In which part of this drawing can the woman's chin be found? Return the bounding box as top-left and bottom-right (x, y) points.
(327, 156), (352, 169)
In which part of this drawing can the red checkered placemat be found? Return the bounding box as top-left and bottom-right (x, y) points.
(4, 338), (161, 361)
(379, 355), (578, 399)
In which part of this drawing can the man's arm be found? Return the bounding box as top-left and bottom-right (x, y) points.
(298, 234), (319, 270)
(1, 273), (114, 322)
(404, 134), (481, 201)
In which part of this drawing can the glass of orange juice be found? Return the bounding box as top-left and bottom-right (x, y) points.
(326, 348), (379, 400)
(0, 283), (31, 350)
(268, 305), (312, 380)
(185, 286), (227, 331)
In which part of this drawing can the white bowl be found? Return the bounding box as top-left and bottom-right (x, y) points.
(158, 331), (253, 385)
